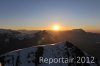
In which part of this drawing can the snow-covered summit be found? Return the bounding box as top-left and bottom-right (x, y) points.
(0, 41), (99, 66)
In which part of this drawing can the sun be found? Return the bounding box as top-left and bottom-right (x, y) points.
(53, 25), (60, 31)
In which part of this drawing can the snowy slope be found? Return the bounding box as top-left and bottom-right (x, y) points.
(0, 41), (100, 66)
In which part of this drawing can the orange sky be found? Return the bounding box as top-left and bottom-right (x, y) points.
(0, 25), (100, 33)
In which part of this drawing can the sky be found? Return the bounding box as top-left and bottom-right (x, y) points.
(0, 0), (100, 32)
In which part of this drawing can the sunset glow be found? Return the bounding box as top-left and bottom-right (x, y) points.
(0, 0), (99, 33)
(53, 25), (60, 31)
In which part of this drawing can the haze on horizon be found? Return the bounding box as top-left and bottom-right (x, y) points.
(0, 0), (100, 33)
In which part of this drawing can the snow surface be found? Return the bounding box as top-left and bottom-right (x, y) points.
(0, 41), (99, 66)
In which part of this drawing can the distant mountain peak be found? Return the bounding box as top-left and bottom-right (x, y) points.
(0, 41), (99, 66)
(0, 29), (20, 34)
(72, 29), (86, 33)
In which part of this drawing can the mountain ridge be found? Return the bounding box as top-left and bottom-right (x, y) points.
(0, 41), (100, 66)
(0, 29), (100, 60)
